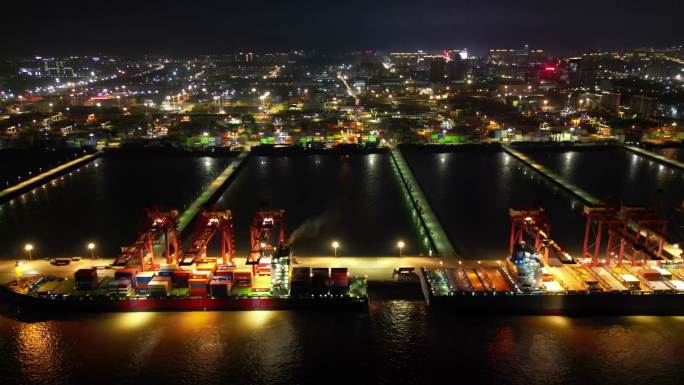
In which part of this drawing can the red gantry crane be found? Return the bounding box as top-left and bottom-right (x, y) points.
(179, 209), (235, 266)
(509, 207), (575, 264)
(583, 205), (668, 265)
(113, 208), (180, 271)
(248, 209), (287, 273)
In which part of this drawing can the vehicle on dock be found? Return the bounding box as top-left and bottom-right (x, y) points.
(50, 258), (71, 266)
(394, 266), (415, 275)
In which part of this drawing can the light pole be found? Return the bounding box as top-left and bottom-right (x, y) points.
(397, 241), (405, 257)
(332, 241), (339, 257)
(87, 242), (95, 258)
(24, 244), (33, 260)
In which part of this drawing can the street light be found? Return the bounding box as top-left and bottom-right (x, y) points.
(332, 241), (339, 257)
(87, 242), (95, 258)
(24, 244), (33, 260)
(397, 240), (405, 257)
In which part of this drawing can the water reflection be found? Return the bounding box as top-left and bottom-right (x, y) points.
(561, 151), (576, 175)
(1, 308), (684, 385)
(16, 322), (66, 384)
(115, 312), (156, 331)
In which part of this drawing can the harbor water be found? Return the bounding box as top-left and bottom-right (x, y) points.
(2, 147), (684, 385)
(0, 153), (234, 259)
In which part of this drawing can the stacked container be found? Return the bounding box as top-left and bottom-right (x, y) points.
(107, 279), (133, 297)
(115, 268), (138, 288)
(158, 264), (179, 278)
(209, 277), (232, 297)
(330, 268), (349, 296)
(172, 271), (191, 289)
(233, 270), (253, 287)
(196, 262), (217, 275)
(189, 278), (208, 296)
(148, 276), (171, 297)
(251, 275), (271, 293)
(290, 267), (311, 297)
(215, 265), (235, 282)
(135, 271), (156, 295)
(311, 268), (331, 296)
(256, 257), (272, 276)
(74, 268), (98, 290)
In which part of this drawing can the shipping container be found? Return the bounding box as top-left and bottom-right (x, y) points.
(215, 265), (235, 280)
(251, 275), (271, 293)
(209, 278), (231, 297)
(74, 268), (98, 289)
(290, 267), (312, 297)
(233, 270), (252, 287)
(311, 268), (330, 295)
(197, 262), (217, 274)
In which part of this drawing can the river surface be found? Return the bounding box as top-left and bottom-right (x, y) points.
(402, 147), (587, 259)
(2, 304), (684, 385)
(2, 148), (684, 385)
(521, 146), (684, 243)
(0, 154), (233, 259)
(0, 149), (88, 188)
(215, 153), (426, 257)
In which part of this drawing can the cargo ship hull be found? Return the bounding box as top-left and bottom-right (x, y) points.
(1, 288), (368, 313)
(428, 293), (684, 315)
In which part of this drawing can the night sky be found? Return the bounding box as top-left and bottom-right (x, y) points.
(3, 0), (683, 56)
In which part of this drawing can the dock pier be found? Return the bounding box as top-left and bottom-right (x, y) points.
(623, 145), (684, 171)
(502, 144), (603, 207)
(176, 151), (249, 233)
(0, 151), (102, 202)
(390, 147), (458, 258)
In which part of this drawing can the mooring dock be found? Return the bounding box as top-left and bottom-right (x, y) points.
(0, 151), (102, 202)
(623, 145), (684, 171)
(501, 144), (603, 206)
(390, 147), (458, 258)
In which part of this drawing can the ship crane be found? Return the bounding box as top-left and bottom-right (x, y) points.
(248, 209), (288, 273)
(509, 207), (574, 264)
(112, 208), (180, 271)
(179, 209), (235, 266)
(583, 205), (670, 265)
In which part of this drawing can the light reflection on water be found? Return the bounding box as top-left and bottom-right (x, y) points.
(16, 322), (67, 384)
(2, 304), (684, 384)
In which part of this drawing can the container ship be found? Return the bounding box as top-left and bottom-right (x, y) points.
(422, 206), (684, 315)
(2, 208), (368, 312)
